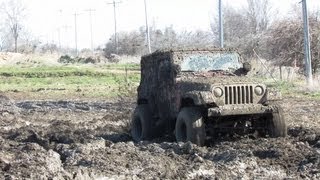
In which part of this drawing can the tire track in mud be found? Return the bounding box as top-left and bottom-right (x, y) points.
(0, 97), (319, 179)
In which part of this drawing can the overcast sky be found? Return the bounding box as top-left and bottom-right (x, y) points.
(17, 0), (320, 49)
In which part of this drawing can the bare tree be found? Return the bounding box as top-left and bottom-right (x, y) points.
(0, 0), (26, 52)
(246, 0), (273, 34)
(176, 30), (214, 49)
(209, 1), (274, 58)
(18, 30), (40, 53)
(104, 26), (215, 56)
(0, 27), (13, 51)
(265, 14), (320, 74)
(211, 5), (251, 46)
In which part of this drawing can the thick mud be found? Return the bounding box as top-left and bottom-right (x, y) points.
(0, 95), (319, 179)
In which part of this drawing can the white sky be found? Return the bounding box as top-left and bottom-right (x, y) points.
(16, 0), (320, 49)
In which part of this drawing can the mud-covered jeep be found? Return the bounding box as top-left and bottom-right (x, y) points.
(131, 49), (287, 146)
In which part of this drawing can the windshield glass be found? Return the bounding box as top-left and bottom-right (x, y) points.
(180, 52), (242, 72)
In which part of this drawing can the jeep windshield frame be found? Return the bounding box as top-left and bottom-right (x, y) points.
(180, 52), (242, 72)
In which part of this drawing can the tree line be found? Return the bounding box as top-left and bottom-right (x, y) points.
(104, 0), (320, 73)
(0, 0), (319, 73)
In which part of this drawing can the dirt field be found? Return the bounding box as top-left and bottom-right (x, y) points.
(0, 94), (319, 179)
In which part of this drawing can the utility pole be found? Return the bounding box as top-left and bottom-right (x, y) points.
(144, 0), (151, 53)
(302, 0), (313, 86)
(107, 0), (122, 54)
(73, 12), (81, 56)
(62, 25), (72, 54)
(62, 25), (72, 47)
(57, 10), (63, 50)
(218, 0), (224, 48)
(57, 28), (61, 50)
(85, 9), (96, 52)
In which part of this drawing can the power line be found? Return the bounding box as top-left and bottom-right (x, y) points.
(85, 9), (96, 52)
(61, 25), (72, 52)
(57, 9), (63, 50)
(62, 25), (72, 35)
(144, 0), (151, 53)
(107, 0), (122, 54)
(73, 12), (81, 56)
(57, 28), (61, 49)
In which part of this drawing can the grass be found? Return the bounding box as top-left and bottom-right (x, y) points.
(1, 64), (319, 101)
(309, 91), (320, 98)
(99, 63), (140, 70)
(266, 79), (320, 100)
(0, 64), (140, 78)
(0, 65), (140, 100)
(266, 81), (296, 95)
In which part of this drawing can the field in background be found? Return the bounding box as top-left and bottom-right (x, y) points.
(0, 53), (141, 100)
(0, 52), (319, 101)
(0, 65), (140, 100)
(250, 58), (320, 99)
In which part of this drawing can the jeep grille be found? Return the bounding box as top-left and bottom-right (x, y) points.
(225, 85), (253, 105)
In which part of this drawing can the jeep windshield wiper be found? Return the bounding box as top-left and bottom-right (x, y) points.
(181, 70), (195, 72)
(207, 69), (236, 76)
(207, 69), (223, 72)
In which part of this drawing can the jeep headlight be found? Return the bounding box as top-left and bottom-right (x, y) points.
(213, 87), (223, 97)
(254, 85), (264, 96)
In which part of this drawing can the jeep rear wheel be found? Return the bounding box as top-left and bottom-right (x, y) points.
(175, 107), (206, 146)
(131, 104), (155, 141)
(267, 104), (287, 137)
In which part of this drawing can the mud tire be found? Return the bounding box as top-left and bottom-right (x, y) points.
(267, 104), (287, 137)
(131, 104), (155, 142)
(175, 107), (206, 146)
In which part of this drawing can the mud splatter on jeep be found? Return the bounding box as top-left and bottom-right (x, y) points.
(132, 49), (286, 146)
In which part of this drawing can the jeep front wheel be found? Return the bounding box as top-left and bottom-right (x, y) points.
(175, 107), (206, 146)
(131, 104), (155, 141)
(267, 104), (287, 137)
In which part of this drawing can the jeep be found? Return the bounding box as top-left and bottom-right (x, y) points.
(131, 49), (287, 146)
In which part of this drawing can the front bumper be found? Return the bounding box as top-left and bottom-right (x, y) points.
(208, 104), (274, 117)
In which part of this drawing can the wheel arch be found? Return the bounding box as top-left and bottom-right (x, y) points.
(137, 98), (148, 105)
(182, 92), (203, 106)
(181, 91), (217, 108)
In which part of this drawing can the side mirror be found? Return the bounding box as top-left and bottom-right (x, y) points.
(234, 62), (251, 76)
(172, 64), (181, 76)
(242, 62), (251, 73)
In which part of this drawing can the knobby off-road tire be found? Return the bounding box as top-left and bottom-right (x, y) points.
(267, 104), (287, 137)
(131, 104), (155, 142)
(175, 107), (206, 146)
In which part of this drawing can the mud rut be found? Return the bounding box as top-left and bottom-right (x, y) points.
(0, 95), (319, 179)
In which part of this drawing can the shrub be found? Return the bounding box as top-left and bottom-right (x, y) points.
(58, 55), (101, 64)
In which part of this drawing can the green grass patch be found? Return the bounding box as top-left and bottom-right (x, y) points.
(0, 66), (136, 78)
(0, 65), (141, 78)
(266, 80), (320, 100)
(99, 63), (140, 70)
(308, 91), (320, 98)
(266, 81), (296, 96)
(0, 65), (140, 100)
(4, 65), (317, 101)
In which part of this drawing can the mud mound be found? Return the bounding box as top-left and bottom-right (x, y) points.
(0, 97), (319, 179)
(0, 141), (71, 179)
(0, 95), (22, 132)
(58, 55), (103, 64)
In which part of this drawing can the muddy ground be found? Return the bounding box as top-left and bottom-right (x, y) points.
(0, 95), (319, 179)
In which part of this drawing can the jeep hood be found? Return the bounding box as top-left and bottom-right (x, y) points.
(177, 75), (258, 85)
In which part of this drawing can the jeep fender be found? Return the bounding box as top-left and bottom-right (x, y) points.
(182, 91), (214, 106)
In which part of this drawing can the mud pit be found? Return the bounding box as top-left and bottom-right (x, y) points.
(0, 95), (319, 179)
